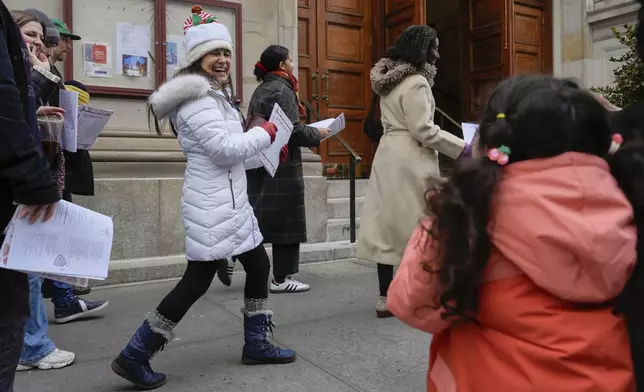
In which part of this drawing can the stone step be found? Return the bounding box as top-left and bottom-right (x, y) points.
(327, 197), (365, 219)
(98, 241), (357, 286)
(326, 179), (369, 199)
(327, 217), (361, 242)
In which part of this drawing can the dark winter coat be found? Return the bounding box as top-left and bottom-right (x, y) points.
(0, 0), (61, 321)
(246, 73), (321, 244)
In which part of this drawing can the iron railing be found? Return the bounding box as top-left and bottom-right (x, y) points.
(301, 100), (361, 243)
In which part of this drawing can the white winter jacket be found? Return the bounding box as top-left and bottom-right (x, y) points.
(149, 74), (272, 261)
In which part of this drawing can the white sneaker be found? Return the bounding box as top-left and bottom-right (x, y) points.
(17, 348), (75, 371)
(270, 276), (311, 293)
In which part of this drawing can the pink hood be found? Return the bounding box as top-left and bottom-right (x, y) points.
(490, 152), (637, 302)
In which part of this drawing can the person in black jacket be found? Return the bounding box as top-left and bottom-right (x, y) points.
(0, 0), (61, 389)
(233, 45), (329, 293)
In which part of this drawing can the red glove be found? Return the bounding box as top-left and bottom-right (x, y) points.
(280, 145), (289, 164)
(261, 122), (277, 143)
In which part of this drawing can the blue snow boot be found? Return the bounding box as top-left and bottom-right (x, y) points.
(111, 319), (169, 390)
(241, 310), (297, 365)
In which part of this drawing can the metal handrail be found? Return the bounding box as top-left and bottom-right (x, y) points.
(301, 99), (360, 243)
(435, 106), (462, 130)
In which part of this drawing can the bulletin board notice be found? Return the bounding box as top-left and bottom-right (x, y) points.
(71, 0), (156, 91)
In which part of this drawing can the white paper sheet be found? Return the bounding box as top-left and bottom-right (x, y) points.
(166, 35), (186, 78)
(116, 23), (150, 77)
(59, 90), (78, 152)
(83, 42), (112, 78)
(0, 201), (113, 280)
(77, 106), (114, 149)
(259, 104), (293, 177)
(461, 123), (478, 144)
(308, 113), (347, 141)
(23, 271), (90, 288)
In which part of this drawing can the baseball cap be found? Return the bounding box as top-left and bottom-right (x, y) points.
(52, 19), (81, 40)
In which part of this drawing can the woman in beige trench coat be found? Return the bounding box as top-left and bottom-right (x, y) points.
(356, 25), (470, 317)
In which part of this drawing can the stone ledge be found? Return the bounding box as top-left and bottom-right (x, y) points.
(587, 0), (639, 25)
(95, 241), (357, 286)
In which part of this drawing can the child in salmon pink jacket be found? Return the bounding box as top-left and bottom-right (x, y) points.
(387, 75), (644, 392)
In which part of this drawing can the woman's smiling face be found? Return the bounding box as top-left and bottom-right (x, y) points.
(20, 21), (44, 52)
(201, 48), (232, 84)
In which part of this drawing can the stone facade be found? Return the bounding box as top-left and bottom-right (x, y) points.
(553, 0), (640, 87)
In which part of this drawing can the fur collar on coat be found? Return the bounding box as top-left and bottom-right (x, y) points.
(370, 58), (437, 97)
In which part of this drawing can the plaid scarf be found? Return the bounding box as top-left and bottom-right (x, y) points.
(270, 70), (307, 116)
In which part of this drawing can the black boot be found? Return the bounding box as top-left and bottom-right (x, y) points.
(111, 320), (168, 390)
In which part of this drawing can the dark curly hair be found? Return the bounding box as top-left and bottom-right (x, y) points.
(424, 75), (644, 328)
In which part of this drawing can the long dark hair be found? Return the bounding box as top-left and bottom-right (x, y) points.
(253, 45), (289, 81)
(424, 75), (644, 326)
(148, 59), (235, 136)
(385, 25), (437, 68)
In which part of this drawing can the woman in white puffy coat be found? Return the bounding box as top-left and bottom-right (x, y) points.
(111, 7), (296, 390)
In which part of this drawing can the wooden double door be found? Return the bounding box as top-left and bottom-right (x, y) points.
(297, 0), (374, 169)
(378, 0), (553, 121)
(297, 0), (553, 170)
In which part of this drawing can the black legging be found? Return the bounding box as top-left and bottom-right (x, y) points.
(377, 263), (394, 297)
(156, 245), (270, 323)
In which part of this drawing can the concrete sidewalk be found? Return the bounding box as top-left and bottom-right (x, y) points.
(15, 260), (430, 392)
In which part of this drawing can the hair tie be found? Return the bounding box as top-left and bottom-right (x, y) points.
(255, 61), (266, 72)
(488, 145), (511, 165)
(496, 113), (506, 120)
(608, 133), (623, 155)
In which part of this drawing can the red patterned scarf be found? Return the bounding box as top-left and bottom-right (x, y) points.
(271, 70), (307, 116)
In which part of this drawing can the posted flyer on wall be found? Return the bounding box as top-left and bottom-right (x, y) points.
(116, 23), (150, 77)
(83, 42), (112, 78)
(166, 35), (186, 77)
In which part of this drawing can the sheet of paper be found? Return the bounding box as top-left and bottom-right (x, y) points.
(83, 42), (112, 78)
(259, 104), (293, 177)
(77, 106), (114, 149)
(59, 90), (78, 152)
(116, 23), (150, 77)
(308, 118), (334, 129)
(166, 35), (186, 78)
(22, 271), (90, 288)
(308, 113), (346, 141)
(0, 201), (113, 279)
(461, 123), (478, 144)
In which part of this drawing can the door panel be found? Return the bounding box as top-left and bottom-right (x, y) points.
(317, 0), (373, 166)
(298, 0), (318, 115)
(383, 0), (425, 51)
(462, 0), (507, 121)
(512, 2), (545, 74)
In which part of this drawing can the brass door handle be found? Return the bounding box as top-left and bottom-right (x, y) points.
(311, 72), (319, 102)
(321, 70), (329, 104)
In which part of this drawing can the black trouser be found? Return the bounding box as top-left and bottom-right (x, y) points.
(156, 245), (270, 323)
(377, 263), (394, 297)
(272, 243), (300, 280)
(0, 321), (25, 392)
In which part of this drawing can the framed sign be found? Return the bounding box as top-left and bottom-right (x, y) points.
(62, 0), (243, 100)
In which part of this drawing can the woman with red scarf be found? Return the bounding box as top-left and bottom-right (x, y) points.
(222, 45), (329, 293)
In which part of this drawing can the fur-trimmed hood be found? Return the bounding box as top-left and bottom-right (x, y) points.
(370, 58), (437, 97)
(149, 74), (212, 118)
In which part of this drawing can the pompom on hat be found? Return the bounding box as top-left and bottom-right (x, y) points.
(183, 5), (233, 66)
